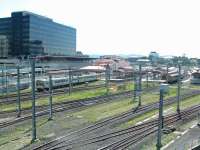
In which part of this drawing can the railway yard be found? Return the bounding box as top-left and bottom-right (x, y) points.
(0, 63), (200, 150)
(2, 1), (200, 149)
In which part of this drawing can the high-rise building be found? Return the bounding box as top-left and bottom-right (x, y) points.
(0, 11), (76, 58)
(0, 35), (9, 58)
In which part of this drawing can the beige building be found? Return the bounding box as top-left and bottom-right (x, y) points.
(0, 35), (9, 58)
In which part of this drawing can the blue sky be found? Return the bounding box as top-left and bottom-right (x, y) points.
(1, 0), (200, 57)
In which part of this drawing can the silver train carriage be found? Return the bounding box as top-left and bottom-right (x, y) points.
(191, 71), (200, 84)
(36, 73), (99, 91)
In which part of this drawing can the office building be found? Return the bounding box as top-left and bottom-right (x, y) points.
(0, 11), (76, 58)
(0, 35), (9, 58)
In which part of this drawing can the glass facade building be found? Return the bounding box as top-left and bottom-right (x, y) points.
(0, 11), (76, 57)
(0, 17), (12, 57)
(0, 35), (9, 58)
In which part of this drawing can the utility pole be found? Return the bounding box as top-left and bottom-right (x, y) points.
(156, 84), (168, 150)
(177, 64), (181, 114)
(138, 64), (142, 106)
(105, 64), (110, 94)
(64, 70), (67, 93)
(1, 66), (3, 96)
(69, 67), (72, 95)
(166, 64), (169, 76)
(31, 59), (36, 142)
(153, 71), (156, 87)
(156, 86), (164, 150)
(133, 73), (137, 102)
(146, 72), (149, 88)
(28, 58), (31, 88)
(5, 64), (8, 98)
(16, 65), (21, 117)
(48, 74), (53, 120)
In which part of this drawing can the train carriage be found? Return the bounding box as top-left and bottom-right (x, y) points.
(191, 71), (200, 84)
(36, 73), (98, 91)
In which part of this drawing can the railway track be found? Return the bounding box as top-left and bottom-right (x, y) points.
(0, 86), (159, 128)
(48, 109), (196, 150)
(32, 89), (200, 150)
(0, 82), (158, 116)
(98, 106), (199, 150)
(0, 77), (149, 104)
(0, 90), (134, 128)
(0, 79), (136, 105)
(0, 83), (108, 104)
(38, 106), (200, 150)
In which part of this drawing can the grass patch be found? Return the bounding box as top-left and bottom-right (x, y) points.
(0, 116), (51, 150)
(139, 100), (200, 150)
(0, 87), (107, 112)
(0, 81), (138, 112)
(1, 84), (200, 150)
(0, 88), (31, 98)
(71, 87), (180, 124)
(139, 133), (177, 150)
(73, 99), (134, 123)
(119, 90), (200, 129)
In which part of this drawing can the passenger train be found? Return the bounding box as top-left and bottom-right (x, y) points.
(191, 70), (200, 84)
(36, 73), (99, 91)
(166, 73), (181, 83)
(161, 67), (184, 83)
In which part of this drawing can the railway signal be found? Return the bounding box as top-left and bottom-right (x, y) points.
(16, 65), (21, 117)
(48, 74), (53, 120)
(177, 64), (181, 114)
(31, 58), (36, 142)
(156, 84), (169, 150)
